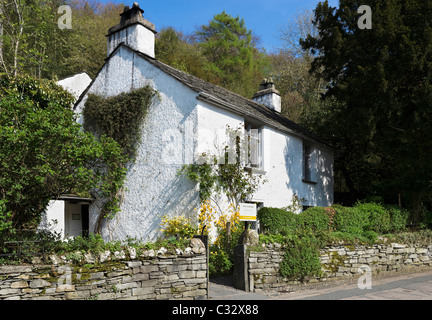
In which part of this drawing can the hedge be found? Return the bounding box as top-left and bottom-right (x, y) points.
(258, 202), (411, 282)
(298, 207), (332, 232)
(258, 202), (410, 237)
(257, 207), (299, 235)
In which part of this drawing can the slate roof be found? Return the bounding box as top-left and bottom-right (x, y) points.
(135, 47), (331, 148)
(76, 43), (331, 148)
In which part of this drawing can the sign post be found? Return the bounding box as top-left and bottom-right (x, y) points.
(239, 203), (257, 222)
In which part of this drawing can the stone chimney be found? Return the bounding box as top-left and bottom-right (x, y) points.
(252, 78), (281, 113)
(107, 2), (157, 58)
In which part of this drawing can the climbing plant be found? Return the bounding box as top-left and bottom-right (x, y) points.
(83, 86), (156, 233)
(83, 86), (156, 161)
(178, 126), (266, 207)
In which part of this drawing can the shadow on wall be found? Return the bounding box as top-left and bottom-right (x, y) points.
(141, 173), (200, 241)
(283, 136), (333, 209)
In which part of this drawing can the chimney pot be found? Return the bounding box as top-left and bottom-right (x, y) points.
(107, 3), (156, 58)
(253, 78), (281, 113)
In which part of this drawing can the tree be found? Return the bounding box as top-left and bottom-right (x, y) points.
(155, 27), (208, 80)
(58, 0), (124, 79)
(0, 0), (70, 78)
(0, 0), (123, 79)
(0, 74), (126, 235)
(273, 9), (326, 122)
(301, 0), (432, 217)
(195, 11), (269, 98)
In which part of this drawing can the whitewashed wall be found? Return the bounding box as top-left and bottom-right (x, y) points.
(72, 45), (333, 241)
(57, 73), (92, 101)
(75, 46), (200, 241)
(254, 127), (334, 210)
(39, 200), (65, 238)
(194, 106), (334, 212)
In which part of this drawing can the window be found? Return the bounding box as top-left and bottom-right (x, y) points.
(245, 122), (263, 170)
(303, 144), (316, 184)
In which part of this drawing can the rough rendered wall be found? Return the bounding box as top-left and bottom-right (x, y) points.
(74, 46), (200, 241)
(252, 126), (333, 210)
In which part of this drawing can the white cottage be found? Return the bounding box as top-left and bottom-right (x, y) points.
(48, 3), (334, 241)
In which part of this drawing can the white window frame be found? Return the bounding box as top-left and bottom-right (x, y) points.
(245, 122), (263, 170)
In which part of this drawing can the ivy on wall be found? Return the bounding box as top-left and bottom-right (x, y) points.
(83, 86), (156, 233)
(178, 126), (267, 207)
(84, 86), (156, 161)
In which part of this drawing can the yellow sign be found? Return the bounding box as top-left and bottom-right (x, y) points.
(239, 203), (257, 222)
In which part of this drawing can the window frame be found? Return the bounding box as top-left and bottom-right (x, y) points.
(245, 122), (264, 171)
(302, 143), (317, 185)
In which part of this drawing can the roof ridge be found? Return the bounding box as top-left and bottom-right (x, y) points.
(74, 43), (332, 149)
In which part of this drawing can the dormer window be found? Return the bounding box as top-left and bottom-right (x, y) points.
(245, 122), (263, 170)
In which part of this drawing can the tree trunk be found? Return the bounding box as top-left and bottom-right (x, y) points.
(0, 4), (4, 73)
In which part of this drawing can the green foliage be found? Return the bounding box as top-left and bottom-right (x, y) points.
(156, 27), (209, 80)
(332, 205), (369, 236)
(56, 233), (106, 254)
(83, 86), (156, 161)
(385, 205), (409, 232)
(179, 162), (218, 202)
(299, 207), (331, 232)
(257, 202), (415, 281)
(257, 207), (299, 235)
(0, 0), (124, 79)
(354, 202), (391, 234)
(0, 74), (125, 234)
(279, 235), (321, 281)
(259, 233), (295, 245)
(83, 86), (155, 233)
(58, 1), (125, 79)
(301, 0), (432, 212)
(0, 200), (12, 235)
(209, 248), (233, 278)
(259, 202), (409, 240)
(195, 11), (269, 98)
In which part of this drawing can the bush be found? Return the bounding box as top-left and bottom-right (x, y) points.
(385, 205), (409, 232)
(257, 207), (299, 235)
(209, 247), (233, 277)
(333, 205), (369, 235)
(355, 202), (392, 233)
(160, 215), (198, 239)
(299, 207), (331, 232)
(279, 236), (321, 281)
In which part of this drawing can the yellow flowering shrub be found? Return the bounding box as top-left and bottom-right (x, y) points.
(160, 201), (244, 277)
(160, 215), (198, 239)
(213, 203), (241, 251)
(196, 200), (216, 235)
(196, 201), (243, 277)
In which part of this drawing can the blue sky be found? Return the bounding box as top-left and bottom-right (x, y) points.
(106, 0), (339, 53)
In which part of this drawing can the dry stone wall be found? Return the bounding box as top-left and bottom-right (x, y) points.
(0, 240), (208, 300)
(249, 242), (432, 292)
